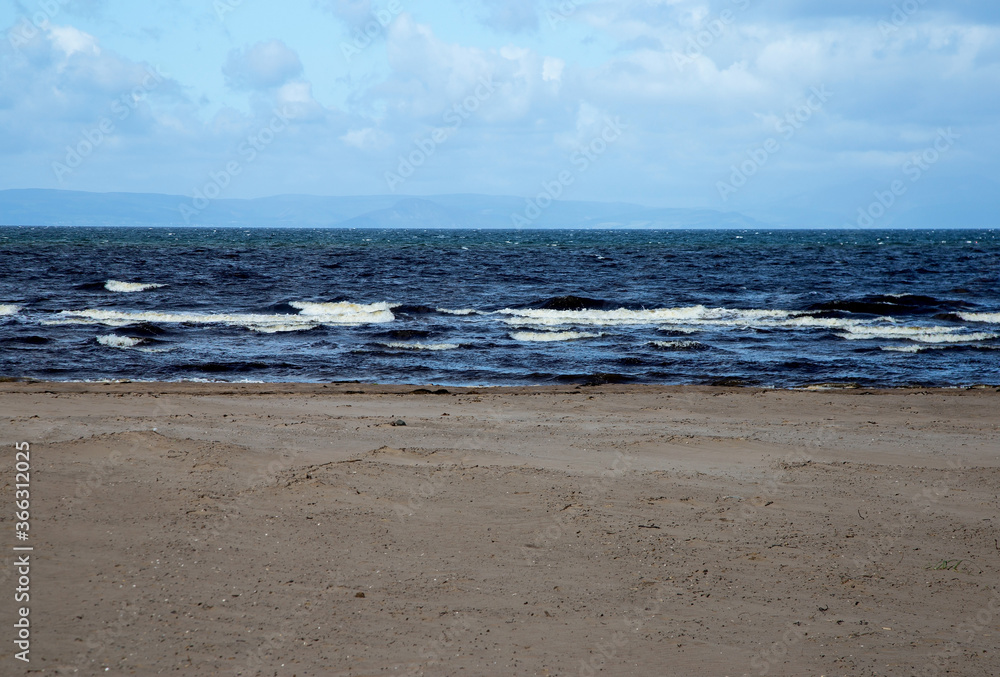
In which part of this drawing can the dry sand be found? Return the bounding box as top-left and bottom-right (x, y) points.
(1, 382), (999, 676)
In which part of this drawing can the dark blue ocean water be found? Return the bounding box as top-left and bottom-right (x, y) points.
(0, 227), (998, 387)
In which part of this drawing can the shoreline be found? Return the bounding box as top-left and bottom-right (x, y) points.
(2, 379), (999, 395)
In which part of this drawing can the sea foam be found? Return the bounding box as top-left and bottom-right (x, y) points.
(958, 312), (1000, 324)
(498, 305), (802, 329)
(49, 301), (394, 332)
(290, 301), (395, 321)
(105, 280), (166, 293)
(651, 340), (707, 350)
(0, 304), (20, 316)
(510, 331), (603, 342)
(382, 342), (460, 351)
(436, 308), (482, 316)
(97, 334), (144, 349)
(837, 325), (996, 343)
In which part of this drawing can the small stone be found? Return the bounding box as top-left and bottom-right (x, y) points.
(355, 592), (365, 598)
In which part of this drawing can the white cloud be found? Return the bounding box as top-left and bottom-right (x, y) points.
(316, 0), (373, 26)
(541, 56), (565, 82)
(340, 126), (392, 150)
(275, 81), (327, 121)
(47, 25), (100, 57)
(223, 40), (304, 91)
(478, 0), (541, 34)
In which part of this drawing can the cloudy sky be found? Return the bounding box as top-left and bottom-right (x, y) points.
(2, 0), (999, 226)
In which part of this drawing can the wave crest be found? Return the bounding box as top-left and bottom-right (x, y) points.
(382, 342), (460, 351)
(105, 280), (165, 293)
(510, 331), (603, 342)
(959, 312), (1000, 324)
(48, 301), (395, 332)
(97, 334), (144, 349)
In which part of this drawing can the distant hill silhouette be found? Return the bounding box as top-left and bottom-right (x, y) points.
(0, 188), (770, 229)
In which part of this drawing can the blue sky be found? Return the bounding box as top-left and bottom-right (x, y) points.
(1, 0), (999, 226)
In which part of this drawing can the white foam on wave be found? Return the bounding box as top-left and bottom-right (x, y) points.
(290, 301), (395, 322)
(246, 322), (320, 334)
(382, 342), (460, 351)
(499, 305), (795, 328)
(776, 316), (868, 329)
(436, 308), (482, 316)
(47, 301), (395, 332)
(880, 345), (925, 353)
(0, 304), (20, 316)
(881, 344), (999, 353)
(958, 312), (1000, 324)
(97, 334), (144, 349)
(95, 334), (174, 353)
(656, 327), (699, 334)
(45, 316), (135, 328)
(105, 280), (165, 293)
(651, 340), (706, 350)
(838, 325), (996, 343)
(510, 331), (603, 342)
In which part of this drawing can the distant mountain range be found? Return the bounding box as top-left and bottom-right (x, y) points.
(0, 189), (770, 229)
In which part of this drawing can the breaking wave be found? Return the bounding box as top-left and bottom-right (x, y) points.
(510, 331), (603, 342)
(96, 334), (173, 352)
(838, 326), (996, 343)
(105, 280), (166, 293)
(382, 342), (460, 351)
(650, 340), (709, 350)
(881, 344), (1000, 353)
(47, 301), (394, 332)
(958, 312), (1000, 324)
(500, 305), (741, 327)
(436, 308), (483, 316)
(97, 334), (144, 349)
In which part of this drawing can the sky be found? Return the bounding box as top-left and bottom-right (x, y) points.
(1, 0), (999, 227)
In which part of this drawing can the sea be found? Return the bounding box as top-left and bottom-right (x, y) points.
(1, 227), (998, 388)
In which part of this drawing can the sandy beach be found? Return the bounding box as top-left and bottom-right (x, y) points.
(2, 382), (999, 676)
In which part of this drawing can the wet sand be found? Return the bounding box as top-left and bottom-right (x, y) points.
(1, 382), (999, 676)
